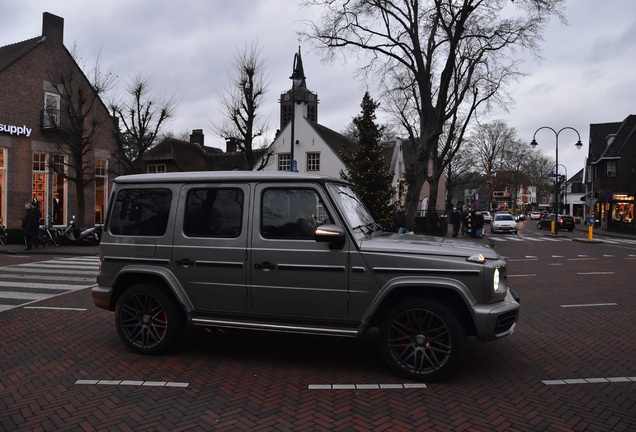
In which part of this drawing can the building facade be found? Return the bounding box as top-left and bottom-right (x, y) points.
(0, 12), (120, 229)
(583, 115), (636, 231)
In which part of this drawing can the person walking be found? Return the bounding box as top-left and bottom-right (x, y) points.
(450, 207), (461, 237)
(21, 203), (40, 250)
(394, 204), (406, 233)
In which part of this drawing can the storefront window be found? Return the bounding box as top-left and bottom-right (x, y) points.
(52, 155), (66, 225)
(32, 152), (48, 223)
(95, 159), (108, 224)
(0, 149), (6, 225)
(612, 197), (634, 224)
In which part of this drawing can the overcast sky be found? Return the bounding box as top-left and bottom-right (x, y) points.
(2, 0), (635, 179)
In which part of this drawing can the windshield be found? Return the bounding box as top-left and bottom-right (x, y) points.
(496, 214), (514, 221)
(327, 183), (377, 233)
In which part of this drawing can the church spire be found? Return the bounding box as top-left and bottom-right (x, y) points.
(290, 46), (307, 89)
(279, 45), (318, 131)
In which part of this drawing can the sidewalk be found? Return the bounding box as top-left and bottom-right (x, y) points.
(0, 242), (99, 256)
(573, 224), (636, 241)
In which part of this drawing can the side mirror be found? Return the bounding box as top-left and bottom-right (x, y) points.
(315, 224), (346, 248)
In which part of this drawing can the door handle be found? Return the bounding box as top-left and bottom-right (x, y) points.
(176, 258), (194, 267)
(255, 261), (275, 271)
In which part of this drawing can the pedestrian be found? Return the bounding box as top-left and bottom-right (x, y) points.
(475, 210), (484, 238)
(394, 204), (406, 234)
(450, 207), (461, 237)
(428, 208), (438, 235)
(21, 203), (40, 250)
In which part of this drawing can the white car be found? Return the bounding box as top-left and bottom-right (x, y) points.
(491, 212), (518, 234)
(481, 211), (492, 223)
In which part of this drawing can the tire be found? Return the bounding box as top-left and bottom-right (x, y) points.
(115, 284), (185, 355)
(52, 229), (63, 246)
(379, 299), (467, 382)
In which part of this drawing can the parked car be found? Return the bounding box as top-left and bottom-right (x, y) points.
(481, 211), (492, 223)
(92, 171), (520, 382)
(491, 212), (518, 234)
(537, 214), (575, 231)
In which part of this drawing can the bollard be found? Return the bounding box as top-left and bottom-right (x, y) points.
(588, 224), (593, 241)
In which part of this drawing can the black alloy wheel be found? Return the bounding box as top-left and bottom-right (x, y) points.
(115, 284), (184, 355)
(380, 299), (466, 382)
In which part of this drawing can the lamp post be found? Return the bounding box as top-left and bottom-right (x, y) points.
(289, 52), (304, 172)
(530, 127), (583, 235)
(550, 163), (568, 215)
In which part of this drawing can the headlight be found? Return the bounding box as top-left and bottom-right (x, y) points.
(493, 267), (506, 293)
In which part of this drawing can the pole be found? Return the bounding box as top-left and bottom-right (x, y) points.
(290, 83), (295, 171)
(554, 136), (559, 235)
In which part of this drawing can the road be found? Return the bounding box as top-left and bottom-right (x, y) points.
(0, 223), (634, 431)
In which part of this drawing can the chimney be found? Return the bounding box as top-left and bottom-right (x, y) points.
(189, 129), (204, 147)
(42, 12), (64, 45)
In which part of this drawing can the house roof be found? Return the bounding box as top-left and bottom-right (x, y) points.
(307, 120), (358, 160)
(144, 137), (267, 171)
(0, 37), (43, 72)
(587, 116), (636, 162)
(144, 138), (212, 171)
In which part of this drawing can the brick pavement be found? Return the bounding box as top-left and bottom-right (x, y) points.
(0, 229), (635, 431)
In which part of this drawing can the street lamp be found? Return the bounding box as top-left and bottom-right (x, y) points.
(530, 127), (583, 235)
(289, 51), (305, 172)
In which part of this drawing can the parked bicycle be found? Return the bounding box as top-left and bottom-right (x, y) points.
(39, 215), (63, 247)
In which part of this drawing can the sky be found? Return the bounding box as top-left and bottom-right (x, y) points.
(2, 0), (635, 180)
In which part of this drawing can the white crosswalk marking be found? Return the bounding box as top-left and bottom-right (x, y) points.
(0, 256), (98, 313)
(489, 235), (636, 244)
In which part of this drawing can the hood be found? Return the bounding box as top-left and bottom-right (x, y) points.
(358, 232), (500, 260)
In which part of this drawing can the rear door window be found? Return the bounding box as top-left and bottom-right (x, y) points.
(183, 188), (244, 238)
(109, 188), (172, 236)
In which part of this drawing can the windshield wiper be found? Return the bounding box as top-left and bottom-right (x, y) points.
(352, 222), (379, 235)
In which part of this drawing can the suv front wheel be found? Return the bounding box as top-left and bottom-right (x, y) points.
(379, 299), (467, 382)
(115, 284), (184, 355)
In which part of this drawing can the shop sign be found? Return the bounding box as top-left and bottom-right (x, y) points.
(0, 122), (32, 137)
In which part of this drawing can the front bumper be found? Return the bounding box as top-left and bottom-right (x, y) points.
(472, 289), (520, 341)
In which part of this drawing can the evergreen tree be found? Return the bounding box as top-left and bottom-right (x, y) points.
(341, 92), (395, 229)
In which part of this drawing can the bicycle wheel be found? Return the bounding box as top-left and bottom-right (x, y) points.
(52, 228), (63, 246)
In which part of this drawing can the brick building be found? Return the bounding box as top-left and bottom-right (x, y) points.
(0, 12), (120, 229)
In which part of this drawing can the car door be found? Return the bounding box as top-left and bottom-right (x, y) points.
(172, 183), (249, 312)
(249, 184), (350, 318)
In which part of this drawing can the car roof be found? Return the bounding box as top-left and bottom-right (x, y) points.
(113, 171), (348, 185)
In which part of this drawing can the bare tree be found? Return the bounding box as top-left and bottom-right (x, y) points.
(45, 46), (116, 226)
(110, 75), (179, 174)
(213, 42), (273, 170)
(304, 0), (565, 229)
(469, 120), (520, 210)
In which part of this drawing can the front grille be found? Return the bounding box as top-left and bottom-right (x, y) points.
(495, 310), (518, 334)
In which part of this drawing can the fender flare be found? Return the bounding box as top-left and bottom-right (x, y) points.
(360, 275), (476, 326)
(112, 263), (195, 312)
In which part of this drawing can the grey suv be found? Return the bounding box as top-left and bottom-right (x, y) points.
(92, 172), (519, 381)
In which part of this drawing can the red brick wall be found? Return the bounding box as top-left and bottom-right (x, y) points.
(0, 28), (121, 229)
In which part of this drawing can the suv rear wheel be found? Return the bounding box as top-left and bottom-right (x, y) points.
(380, 299), (466, 382)
(115, 284), (184, 355)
